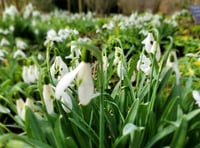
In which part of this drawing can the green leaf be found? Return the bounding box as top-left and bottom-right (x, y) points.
(145, 125), (176, 148)
(69, 117), (98, 146)
(25, 108), (46, 142)
(65, 137), (78, 148)
(54, 116), (66, 148)
(125, 99), (139, 123)
(0, 104), (10, 114)
(170, 116), (188, 148)
(185, 109), (200, 121)
(160, 96), (179, 121)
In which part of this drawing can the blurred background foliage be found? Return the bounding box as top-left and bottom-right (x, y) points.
(0, 0), (200, 15)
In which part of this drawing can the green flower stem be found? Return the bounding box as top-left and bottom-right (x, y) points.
(81, 49), (91, 63)
(46, 41), (51, 81)
(75, 42), (104, 147)
(99, 58), (104, 148)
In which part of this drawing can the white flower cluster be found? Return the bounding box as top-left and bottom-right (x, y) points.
(42, 53), (94, 114)
(22, 65), (39, 84)
(3, 5), (19, 20)
(44, 28), (79, 47)
(137, 32), (161, 75)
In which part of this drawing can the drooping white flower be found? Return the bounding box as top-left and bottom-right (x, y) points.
(55, 61), (94, 105)
(50, 56), (68, 83)
(117, 61), (126, 80)
(142, 33), (155, 53)
(102, 21), (115, 30)
(13, 50), (26, 58)
(23, 3), (33, 19)
(60, 92), (73, 113)
(16, 98), (34, 120)
(67, 41), (81, 59)
(0, 50), (7, 61)
(44, 29), (61, 47)
(166, 51), (180, 84)
(22, 65), (39, 83)
(151, 41), (161, 61)
(131, 70), (136, 82)
(77, 62), (94, 105)
(192, 90), (200, 107)
(114, 47), (123, 65)
(58, 28), (70, 40)
(0, 38), (10, 46)
(43, 84), (55, 114)
(114, 47), (126, 79)
(16, 39), (27, 50)
(102, 51), (108, 72)
(137, 54), (151, 75)
(37, 53), (44, 61)
(3, 5), (19, 20)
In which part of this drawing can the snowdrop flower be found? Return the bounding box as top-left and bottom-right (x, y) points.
(142, 33), (155, 53)
(0, 28), (9, 35)
(166, 51), (180, 84)
(32, 10), (40, 18)
(37, 53), (44, 61)
(23, 3), (33, 18)
(192, 90), (200, 107)
(60, 92), (73, 113)
(151, 41), (161, 61)
(44, 29), (61, 47)
(3, 5), (19, 20)
(71, 29), (79, 35)
(114, 47), (126, 79)
(58, 29), (70, 40)
(0, 50), (7, 61)
(139, 29), (149, 36)
(67, 41), (81, 59)
(131, 70), (136, 82)
(50, 56), (69, 83)
(102, 50), (108, 72)
(43, 84), (55, 114)
(137, 54), (151, 75)
(114, 47), (123, 65)
(13, 50), (26, 58)
(22, 65), (39, 83)
(117, 60), (126, 80)
(152, 14), (161, 27)
(55, 61), (94, 106)
(0, 38), (10, 46)
(16, 39), (27, 50)
(102, 21), (115, 30)
(66, 38), (89, 60)
(16, 98), (34, 120)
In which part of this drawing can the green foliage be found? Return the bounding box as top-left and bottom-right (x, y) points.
(0, 4), (200, 148)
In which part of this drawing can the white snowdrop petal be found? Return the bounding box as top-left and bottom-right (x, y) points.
(50, 56), (68, 82)
(123, 123), (137, 136)
(13, 50), (26, 58)
(22, 66), (29, 83)
(16, 99), (25, 120)
(193, 90), (200, 101)
(55, 62), (84, 99)
(142, 33), (155, 53)
(61, 92), (72, 113)
(77, 62), (94, 105)
(43, 85), (54, 114)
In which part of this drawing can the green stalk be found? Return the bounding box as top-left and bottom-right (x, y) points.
(99, 60), (104, 148)
(46, 41), (51, 78)
(75, 42), (104, 147)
